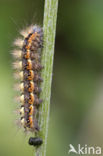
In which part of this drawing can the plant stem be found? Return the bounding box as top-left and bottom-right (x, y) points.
(35, 0), (58, 155)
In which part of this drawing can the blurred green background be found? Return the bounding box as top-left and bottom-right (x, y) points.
(0, 0), (103, 156)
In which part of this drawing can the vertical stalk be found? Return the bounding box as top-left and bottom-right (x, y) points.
(35, 0), (58, 155)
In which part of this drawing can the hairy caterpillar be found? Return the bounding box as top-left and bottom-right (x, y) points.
(12, 25), (43, 145)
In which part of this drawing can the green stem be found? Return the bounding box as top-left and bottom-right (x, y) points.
(35, 0), (58, 155)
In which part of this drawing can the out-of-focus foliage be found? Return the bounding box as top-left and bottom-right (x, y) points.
(0, 0), (103, 156)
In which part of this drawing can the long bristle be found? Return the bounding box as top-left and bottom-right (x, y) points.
(15, 119), (22, 129)
(12, 61), (22, 70)
(27, 25), (34, 34)
(14, 71), (23, 80)
(14, 95), (24, 104)
(14, 96), (21, 103)
(20, 25), (34, 38)
(20, 29), (28, 38)
(21, 118), (25, 126)
(14, 83), (24, 92)
(14, 38), (24, 48)
(12, 50), (22, 59)
(20, 107), (24, 116)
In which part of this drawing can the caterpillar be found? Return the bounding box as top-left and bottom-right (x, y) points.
(12, 25), (43, 141)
